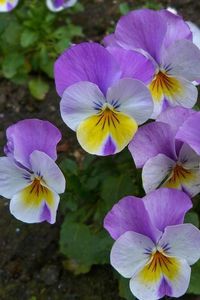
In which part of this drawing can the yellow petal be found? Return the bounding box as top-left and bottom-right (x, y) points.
(77, 107), (138, 155)
(21, 178), (54, 207)
(139, 250), (180, 284)
(149, 71), (183, 103)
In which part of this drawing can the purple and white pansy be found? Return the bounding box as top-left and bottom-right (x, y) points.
(0, 119), (66, 224)
(0, 0), (19, 12)
(129, 107), (200, 197)
(104, 9), (200, 118)
(104, 188), (200, 300)
(46, 0), (77, 12)
(55, 42), (154, 156)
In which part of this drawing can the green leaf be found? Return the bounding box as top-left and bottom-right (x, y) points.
(187, 260), (200, 294)
(2, 53), (25, 78)
(60, 220), (113, 274)
(28, 78), (49, 100)
(3, 21), (21, 45)
(118, 276), (135, 300)
(20, 29), (38, 48)
(59, 158), (78, 176)
(119, 3), (130, 15)
(184, 212), (199, 228)
(101, 174), (134, 211)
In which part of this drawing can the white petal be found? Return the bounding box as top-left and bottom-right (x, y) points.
(161, 40), (200, 81)
(130, 258), (191, 300)
(165, 76), (197, 109)
(187, 21), (200, 50)
(142, 154), (175, 193)
(106, 78), (153, 125)
(10, 188), (60, 224)
(0, 157), (31, 198)
(177, 143), (200, 196)
(30, 151), (66, 194)
(111, 231), (154, 278)
(159, 224), (200, 265)
(60, 81), (106, 131)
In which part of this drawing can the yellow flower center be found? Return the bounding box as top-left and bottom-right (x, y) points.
(149, 70), (182, 102)
(139, 250), (180, 283)
(164, 163), (194, 189)
(21, 177), (53, 206)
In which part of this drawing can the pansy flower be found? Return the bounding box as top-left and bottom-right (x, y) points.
(0, 119), (66, 224)
(104, 188), (200, 300)
(0, 0), (19, 12)
(129, 107), (200, 197)
(104, 9), (200, 118)
(55, 42), (154, 155)
(46, 0), (77, 12)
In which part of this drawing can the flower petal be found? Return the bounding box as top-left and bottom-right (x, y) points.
(107, 47), (155, 84)
(106, 78), (153, 125)
(130, 257), (191, 300)
(76, 110), (137, 155)
(159, 224), (200, 265)
(0, 0), (19, 12)
(142, 154), (175, 193)
(46, 0), (77, 12)
(161, 40), (200, 81)
(5, 119), (61, 169)
(103, 33), (119, 47)
(157, 106), (195, 136)
(115, 9), (167, 62)
(104, 196), (161, 242)
(149, 73), (198, 119)
(10, 187), (60, 224)
(111, 231), (154, 278)
(128, 122), (176, 168)
(54, 42), (121, 97)
(60, 81), (106, 131)
(143, 188), (192, 232)
(176, 143), (200, 197)
(176, 112), (200, 155)
(187, 21), (200, 49)
(159, 10), (192, 50)
(29, 150), (66, 194)
(0, 157), (31, 198)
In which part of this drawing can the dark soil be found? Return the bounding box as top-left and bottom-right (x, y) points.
(1, 1), (200, 299)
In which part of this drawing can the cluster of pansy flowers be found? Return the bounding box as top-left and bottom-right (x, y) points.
(0, 0), (77, 12)
(1, 7), (200, 300)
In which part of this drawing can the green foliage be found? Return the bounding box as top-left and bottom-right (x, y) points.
(119, 3), (130, 15)
(59, 150), (143, 274)
(118, 276), (135, 300)
(187, 260), (200, 294)
(185, 211), (199, 228)
(28, 78), (49, 100)
(0, 0), (83, 99)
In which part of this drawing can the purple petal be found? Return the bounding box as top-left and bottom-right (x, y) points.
(176, 112), (200, 155)
(158, 278), (172, 299)
(40, 202), (51, 223)
(107, 47), (155, 84)
(103, 136), (116, 155)
(157, 107), (195, 136)
(115, 9), (167, 62)
(143, 188), (192, 232)
(159, 9), (192, 50)
(104, 196), (161, 243)
(103, 34), (119, 47)
(54, 42), (121, 97)
(128, 122), (177, 168)
(5, 119), (61, 169)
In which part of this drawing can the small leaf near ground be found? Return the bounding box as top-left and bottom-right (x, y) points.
(28, 78), (49, 100)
